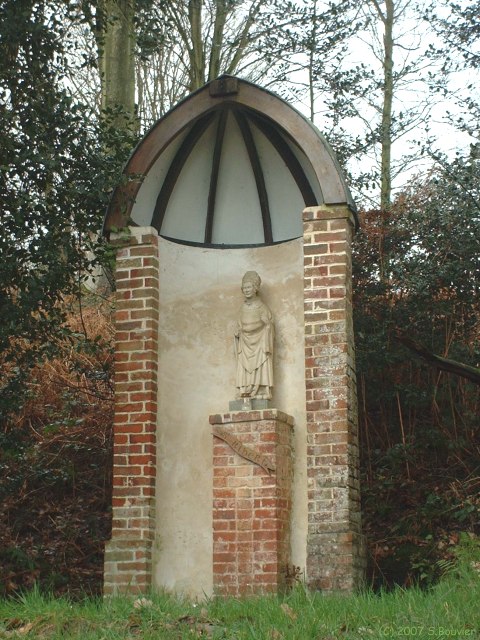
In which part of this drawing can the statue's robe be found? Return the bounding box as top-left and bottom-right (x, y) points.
(235, 300), (273, 399)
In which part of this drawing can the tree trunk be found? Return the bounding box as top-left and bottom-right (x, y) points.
(99, 0), (136, 129)
(367, 0), (394, 281)
(380, 0), (394, 212)
(208, 0), (227, 81)
(188, 0), (205, 90)
(308, 0), (318, 123)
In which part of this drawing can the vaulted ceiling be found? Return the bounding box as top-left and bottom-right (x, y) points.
(104, 76), (356, 247)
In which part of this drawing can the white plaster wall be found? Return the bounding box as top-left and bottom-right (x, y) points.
(154, 236), (307, 597)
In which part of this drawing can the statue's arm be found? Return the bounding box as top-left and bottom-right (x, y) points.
(260, 305), (274, 354)
(234, 319), (242, 358)
(234, 319), (242, 337)
(260, 304), (273, 325)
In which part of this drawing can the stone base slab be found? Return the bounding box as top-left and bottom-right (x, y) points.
(228, 398), (271, 411)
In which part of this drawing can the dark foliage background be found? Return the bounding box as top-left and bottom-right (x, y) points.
(354, 155), (480, 587)
(0, 301), (114, 596)
(0, 0), (128, 595)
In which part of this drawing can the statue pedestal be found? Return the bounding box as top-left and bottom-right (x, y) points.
(210, 409), (294, 596)
(228, 398), (270, 411)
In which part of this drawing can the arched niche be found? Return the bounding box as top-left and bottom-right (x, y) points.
(103, 77), (364, 598)
(103, 75), (356, 244)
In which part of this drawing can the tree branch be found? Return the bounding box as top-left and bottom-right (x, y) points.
(226, 0), (265, 75)
(208, 0), (227, 80)
(395, 330), (480, 385)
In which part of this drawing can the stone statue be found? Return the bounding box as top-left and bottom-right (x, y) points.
(234, 271), (274, 400)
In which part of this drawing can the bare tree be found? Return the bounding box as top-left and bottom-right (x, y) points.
(345, 0), (443, 210)
(135, 0), (316, 125)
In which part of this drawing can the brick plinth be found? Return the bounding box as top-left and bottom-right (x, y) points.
(104, 227), (159, 595)
(303, 205), (366, 591)
(210, 410), (294, 596)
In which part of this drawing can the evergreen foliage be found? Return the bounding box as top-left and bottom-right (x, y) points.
(0, 0), (134, 418)
(354, 153), (480, 586)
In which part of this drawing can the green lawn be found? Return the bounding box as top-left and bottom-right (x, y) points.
(0, 562), (478, 639)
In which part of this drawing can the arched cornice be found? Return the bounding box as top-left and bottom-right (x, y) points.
(103, 76), (356, 234)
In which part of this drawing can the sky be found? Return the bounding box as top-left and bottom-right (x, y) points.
(281, 0), (479, 206)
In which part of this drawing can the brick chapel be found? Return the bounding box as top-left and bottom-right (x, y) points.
(102, 76), (366, 597)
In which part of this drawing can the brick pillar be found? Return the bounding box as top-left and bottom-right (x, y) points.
(104, 226), (159, 595)
(210, 410), (294, 596)
(303, 205), (365, 591)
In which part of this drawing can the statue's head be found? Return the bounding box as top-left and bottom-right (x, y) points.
(242, 271), (261, 293)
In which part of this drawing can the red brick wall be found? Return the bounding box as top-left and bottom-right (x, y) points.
(104, 227), (159, 594)
(303, 205), (365, 591)
(210, 410), (294, 596)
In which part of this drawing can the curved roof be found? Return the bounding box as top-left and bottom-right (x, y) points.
(103, 75), (357, 245)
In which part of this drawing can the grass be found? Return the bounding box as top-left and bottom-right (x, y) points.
(0, 556), (478, 639)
